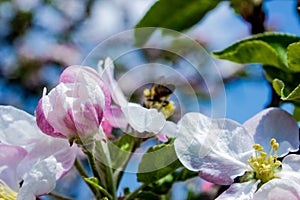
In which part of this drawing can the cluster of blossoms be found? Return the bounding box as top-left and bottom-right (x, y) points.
(0, 57), (299, 199)
(0, 58), (175, 199)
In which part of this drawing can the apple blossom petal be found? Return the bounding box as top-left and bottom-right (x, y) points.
(98, 58), (127, 107)
(122, 103), (165, 133)
(0, 144), (27, 191)
(60, 65), (111, 109)
(277, 154), (300, 185)
(216, 180), (259, 200)
(17, 156), (57, 199)
(18, 137), (78, 180)
(36, 97), (66, 139)
(104, 106), (127, 129)
(39, 84), (76, 138)
(243, 108), (299, 156)
(59, 65), (99, 84)
(253, 178), (300, 200)
(156, 133), (168, 142)
(174, 112), (254, 185)
(0, 105), (47, 145)
(159, 121), (177, 138)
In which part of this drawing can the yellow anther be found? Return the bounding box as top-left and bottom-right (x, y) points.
(275, 161), (282, 167)
(260, 151), (267, 158)
(253, 161), (259, 168)
(274, 154), (278, 159)
(248, 157), (254, 163)
(273, 143), (279, 151)
(270, 138), (276, 146)
(253, 144), (263, 151)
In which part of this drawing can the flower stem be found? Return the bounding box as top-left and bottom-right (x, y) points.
(74, 158), (100, 198)
(74, 158), (88, 177)
(84, 149), (102, 183)
(123, 183), (147, 200)
(84, 178), (113, 200)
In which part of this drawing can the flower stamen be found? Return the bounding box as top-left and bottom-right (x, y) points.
(0, 179), (17, 200)
(248, 138), (282, 183)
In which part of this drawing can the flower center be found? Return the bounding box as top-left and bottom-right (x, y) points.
(143, 84), (176, 119)
(0, 179), (17, 200)
(247, 138), (282, 183)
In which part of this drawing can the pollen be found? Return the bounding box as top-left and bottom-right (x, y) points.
(0, 179), (17, 200)
(247, 138), (282, 183)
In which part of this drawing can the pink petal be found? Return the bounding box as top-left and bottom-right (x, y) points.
(156, 133), (168, 142)
(104, 106), (128, 129)
(243, 107), (299, 157)
(38, 85), (77, 138)
(60, 65), (111, 109)
(36, 98), (66, 139)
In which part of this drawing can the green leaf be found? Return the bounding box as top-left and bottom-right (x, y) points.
(272, 79), (300, 101)
(213, 32), (300, 71)
(108, 134), (135, 170)
(137, 143), (182, 183)
(287, 42), (300, 72)
(135, 0), (221, 46)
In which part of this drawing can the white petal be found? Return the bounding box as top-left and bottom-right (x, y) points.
(17, 156), (57, 199)
(0, 106), (44, 145)
(216, 180), (259, 200)
(18, 137), (77, 180)
(243, 108), (299, 156)
(98, 57), (127, 107)
(159, 121), (177, 138)
(0, 144), (27, 191)
(278, 154), (300, 185)
(122, 103), (165, 133)
(253, 178), (300, 200)
(174, 112), (254, 185)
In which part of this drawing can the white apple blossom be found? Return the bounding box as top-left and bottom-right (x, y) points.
(0, 106), (78, 199)
(174, 108), (300, 199)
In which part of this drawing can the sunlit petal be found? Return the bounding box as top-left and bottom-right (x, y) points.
(243, 107), (299, 156)
(175, 112), (254, 185)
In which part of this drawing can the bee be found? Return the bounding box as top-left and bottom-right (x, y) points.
(143, 83), (175, 111)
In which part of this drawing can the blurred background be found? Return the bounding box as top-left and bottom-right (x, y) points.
(0, 0), (299, 199)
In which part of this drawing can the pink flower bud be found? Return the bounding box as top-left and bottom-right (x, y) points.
(36, 66), (111, 140)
